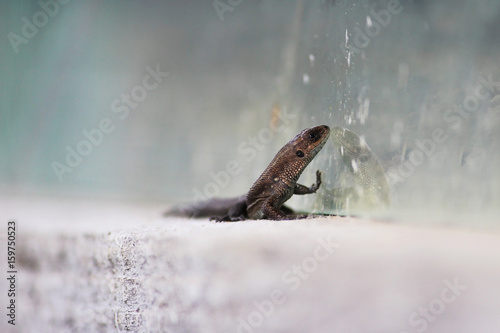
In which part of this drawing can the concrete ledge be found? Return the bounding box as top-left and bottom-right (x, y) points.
(2, 197), (500, 332)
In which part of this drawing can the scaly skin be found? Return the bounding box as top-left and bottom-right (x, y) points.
(165, 125), (330, 221)
(246, 125), (330, 220)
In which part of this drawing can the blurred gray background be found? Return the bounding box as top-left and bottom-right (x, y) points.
(1, 0), (499, 226)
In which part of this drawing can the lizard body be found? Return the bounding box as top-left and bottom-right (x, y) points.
(165, 125), (330, 221)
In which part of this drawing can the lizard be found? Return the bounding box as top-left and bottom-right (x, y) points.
(165, 125), (330, 221)
(318, 126), (391, 214)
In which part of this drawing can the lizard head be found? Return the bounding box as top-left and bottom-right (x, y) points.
(264, 125), (330, 184)
(290, 125), (330, 163)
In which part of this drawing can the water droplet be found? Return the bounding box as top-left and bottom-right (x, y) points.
(303, 73), (310, 84)
(358, 98), (370, 124)
(309, 54), (315, 67)
(351, 160), (359, 172)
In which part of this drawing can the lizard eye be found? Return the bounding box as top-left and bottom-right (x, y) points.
(296, 150), (305, 157)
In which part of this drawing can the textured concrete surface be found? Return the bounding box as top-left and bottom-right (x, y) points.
(1, 196), (500, 333)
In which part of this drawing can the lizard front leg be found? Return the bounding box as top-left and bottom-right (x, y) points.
(294, 170), (322, 195)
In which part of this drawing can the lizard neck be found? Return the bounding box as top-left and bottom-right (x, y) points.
(248, 125), (330, 194)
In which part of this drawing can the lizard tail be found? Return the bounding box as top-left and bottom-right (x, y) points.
(164, 196), (245, 218)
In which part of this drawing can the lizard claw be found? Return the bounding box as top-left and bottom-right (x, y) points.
(310, 170), (322, 192)
(316, 170), (322, 183)
(211, 215), (244, 222)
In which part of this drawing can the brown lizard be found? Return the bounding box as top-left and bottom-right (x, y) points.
(165, 125), (330, 221)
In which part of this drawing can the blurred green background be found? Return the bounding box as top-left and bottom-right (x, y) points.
(1, 0), (499, 227)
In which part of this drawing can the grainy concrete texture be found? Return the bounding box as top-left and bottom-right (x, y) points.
(1, 196), (499, 333)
